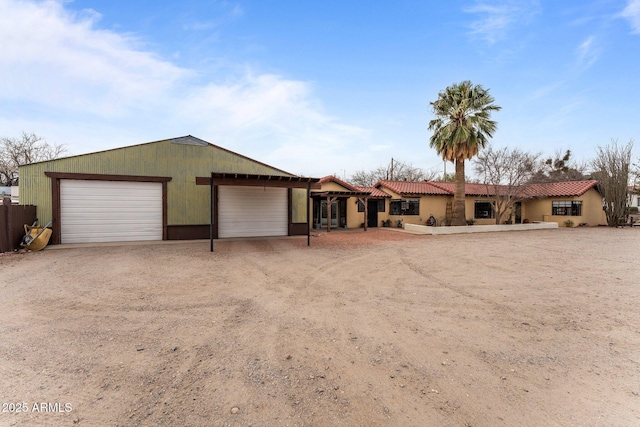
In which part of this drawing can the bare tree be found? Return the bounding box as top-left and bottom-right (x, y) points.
(434, 172), (480, 183)
(473, 145), (540, 224)
(0, 132), (66, 185)
(592, 139), (633, 226)
(529, 149), (588, 183)
(350, 158), (437, 186)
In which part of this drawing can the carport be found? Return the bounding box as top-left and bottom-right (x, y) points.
(196, 173), (321, 251)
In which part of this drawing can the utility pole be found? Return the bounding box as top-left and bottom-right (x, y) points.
(390, 158), (394, 181)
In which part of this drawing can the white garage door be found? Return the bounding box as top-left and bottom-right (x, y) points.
(60, 180), (163, 244)
(218, 186), (288, 238)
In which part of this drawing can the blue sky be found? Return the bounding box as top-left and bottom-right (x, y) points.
(1, 0), (639, 179)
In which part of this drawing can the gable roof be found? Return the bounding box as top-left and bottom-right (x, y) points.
(522, 180), (599, 198)
(318, 175), (361, 191)
(20, 135), (294, 176)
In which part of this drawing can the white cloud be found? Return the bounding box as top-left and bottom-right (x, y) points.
(0, 0), (188, 116)
(0, 0), (371, 177)
(621, 0), (640, 33)
(176, 73), (372, 174)
(576, 36), (600, 69)
(464, 0), (541, 44)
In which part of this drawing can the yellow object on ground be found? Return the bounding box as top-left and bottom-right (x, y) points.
(23, 224), (52, 251)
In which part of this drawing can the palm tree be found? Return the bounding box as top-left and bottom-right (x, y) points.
(429, 81), (501, 226)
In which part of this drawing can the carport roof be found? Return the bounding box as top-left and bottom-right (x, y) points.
(196, 173), (321, 189)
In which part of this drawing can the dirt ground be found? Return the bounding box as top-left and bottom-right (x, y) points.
(1, 227), (639, 427)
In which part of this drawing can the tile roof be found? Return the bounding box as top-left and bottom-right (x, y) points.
(427, 181), (499, 196)
(354, 186), (391, 198)
(319, 176), (599, 199)
(318, 175), (360, 191)
(522, 180), (599, 198)
(375, 179), (599, 198)
(376, 180), (451, 196)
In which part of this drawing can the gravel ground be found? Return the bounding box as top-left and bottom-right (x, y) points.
(0, 227), (639, 426)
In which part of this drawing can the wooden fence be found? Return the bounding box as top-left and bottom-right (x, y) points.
(0, 197), (37, 252)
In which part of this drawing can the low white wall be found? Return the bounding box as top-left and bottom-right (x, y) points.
(404, 222), (559, 235)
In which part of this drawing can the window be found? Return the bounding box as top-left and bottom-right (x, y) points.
(552, 201), (582, 216)
(357, 200), (385, 213)
(474, 201), (494, 219)
(390, 199), (419, 215)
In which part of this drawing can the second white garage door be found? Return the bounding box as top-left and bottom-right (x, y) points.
(218, 186), (288, 238)
(60, 180), (163, 244)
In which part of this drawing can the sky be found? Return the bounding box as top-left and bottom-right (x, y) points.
(1, 0), (639, 179)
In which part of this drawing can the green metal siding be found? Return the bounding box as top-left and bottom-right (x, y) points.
(291, 188), (308, 223)
(19, 137), (291, 226)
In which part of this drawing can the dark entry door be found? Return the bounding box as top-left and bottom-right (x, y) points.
(367, 200), (378, 227)
(515, 202), (522, 224)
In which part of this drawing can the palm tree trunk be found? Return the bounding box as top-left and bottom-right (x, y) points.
(452, 158), (467, 226)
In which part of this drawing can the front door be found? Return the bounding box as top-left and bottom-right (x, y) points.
(515, 202), (522, 224)
(321, 201), (338, 228)
(367, 200), (378, 228)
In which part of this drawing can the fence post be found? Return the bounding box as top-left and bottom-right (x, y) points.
(1, 197), (10, 252)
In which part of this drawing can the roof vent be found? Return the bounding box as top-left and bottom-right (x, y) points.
(170, 136), (208, 146)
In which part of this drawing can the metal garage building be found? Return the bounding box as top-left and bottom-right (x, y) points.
(19, 136), (318, 244)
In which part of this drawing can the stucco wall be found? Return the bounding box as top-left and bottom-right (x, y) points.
(381, 188), (451, 227)
(465, 198), (521, 225)
(523, 189), (605, 226)
(310, 182), (368, 229)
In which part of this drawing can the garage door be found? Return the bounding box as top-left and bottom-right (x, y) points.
(60, 180), (163, 244)
(218, 186), (288, 238)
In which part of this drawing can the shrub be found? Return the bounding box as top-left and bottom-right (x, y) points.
(564, 219), (574, 228)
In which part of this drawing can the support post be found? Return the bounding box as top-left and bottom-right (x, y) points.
(326, 196), (331, 233)
(210, 172), (214, 252)
(363, 197), (368, 231)
(307, 181), (311, 246)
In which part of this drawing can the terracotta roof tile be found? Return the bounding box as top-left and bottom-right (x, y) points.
(354, 186), (391, 198)
(322, 177), (599, 199)
(376, 180), (451, 196)
(427, 181), (500, 196)
(522, 180), (599, 198)
(376, 179), (599, 198)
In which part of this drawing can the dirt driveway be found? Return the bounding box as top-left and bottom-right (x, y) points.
(1, 228), (639, 426)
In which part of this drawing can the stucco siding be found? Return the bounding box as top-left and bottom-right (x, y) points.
(522, 189), (605, 226)
(320, 182), (352, 192)
(345, 198), (363, 229)
(381, 188), (450, 226)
